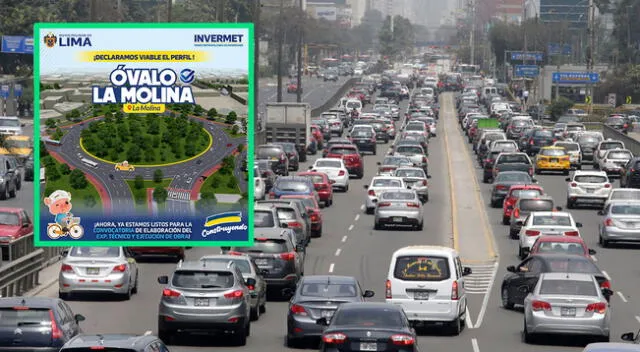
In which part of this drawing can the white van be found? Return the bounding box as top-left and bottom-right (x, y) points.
(345, 99), (362, 115)
(481, 86), (498, 102)
(385, 246), (472, 335)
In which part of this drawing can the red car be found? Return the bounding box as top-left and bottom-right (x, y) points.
(325, 144), (364, 179)
(502, 185), (544, 225)
(297, 171), (334, 207)
(0, 207), (33, 245)
(311, 125), (324, 149)
(287, 82), (301, 94)
(529, 235), (596, 258)
(281, 194), (323, 237)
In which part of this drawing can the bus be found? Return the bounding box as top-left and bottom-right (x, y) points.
(455, 64), (480, 76)
(81, 158), (98, 168)
(320, 58), (339, 69)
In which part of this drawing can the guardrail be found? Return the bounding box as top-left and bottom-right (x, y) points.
(310, 77), (359, 117)
(0, 249), (45, 297)
(537, 121), (640, 156)
(1, 234), (62, 265)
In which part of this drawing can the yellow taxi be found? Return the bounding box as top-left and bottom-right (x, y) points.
(0, 135), (32, 163)
(535, 146), (571, 175)
(115, 160), (135, 171)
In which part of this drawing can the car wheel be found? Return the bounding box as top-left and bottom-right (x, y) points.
(58, 291), (69, 300)
(523, 320), (535, 344)
(447, 317), (461, 336)
(250, 305), (260, 321)
(373, 148), (377, 155)
(366, 207), (374, 215)
(501, 286), (514, 309)
(344, 184), (349, 192)
(259, 300), (266, 314)
(121, 282), (132, 301)
(286, 335), (301, 348)
(563, 170), (569, 175)
(566, 198), (574, 209)
(132, 270), (139, 294)
(158, 329), (174, 345)
(518, 247), (526, 259)
(416, 222), (423, 231)
(374, 222), (383, 230)
(599, 233), (610, 248)
(232, 323), (248, 346)
(0, 186), (7, 200)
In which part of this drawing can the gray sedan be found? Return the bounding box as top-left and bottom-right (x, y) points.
(523, 272), (612, 344)
(598, 200), (640, 247)
(374, 189), (424, 230)
(394, 167), (431, 202)
(490, 171), (535, 207)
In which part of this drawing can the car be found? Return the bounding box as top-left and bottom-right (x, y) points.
(60, 333), (168, 352)
(364, 176), (407, 214)
(254, 166), (266, 200)
(620, 156), (640, 188)
(268, 176), (315, 199)
(490, 171), (535, 208)
(256, 144), (288, 176)
(310, 158), (350, 192)
(597, 148), (633, 177)
(523, 273), (612, 344)
(517, 211), (583, 258)
(502, 184), (544, 225)
(583, 343), (640, 351)
(0, 297), (85, 351)
(524, 128), (555, 156)
(509, 196), (557, 238)
(598, 200), (640, 247)
(255, 160), (277, 191)
(281, 194), (323, 237)
(296, 171), (334, 207)
(577, 133), (603, 163)
(0, 135), (32, 164)
(566, 171), (612, 209)
(529, 235), (596, 258)
(593, 139), (625, 166)
(374, 189), (424, 230)
(620, 330), (640, 344)
(126, 246), (185, 262)
(157, 260), (252, 345)
(403, 121), (429, 139)
(0, 207), (33, 244)
(115, 161), (135, 171)
(285, 276), (375, 347)
(322, 138), (352, 157)
(258, 200), (311, 246)
(370, 121), (390, 143)
(325, 144), (364, 179)
(377, 156), (414, 176)
(386, 246), (472, 335)
(310, 125), (324, 149)
(535, 146), (571, 175)
(275, 142), (300, 171)
(0, 155), (19, 199)
(200, 254), (268, 321)
(287, 81), (301, 93)
(392, 143), (428, 173)
(554, 140), (582, 169)
(394, 167), (430, 202)
(348, 127), (377, 155)
(59, 247), (139, 300)
(501, 254), (610, 310)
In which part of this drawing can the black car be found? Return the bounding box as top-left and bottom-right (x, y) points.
(524, 129), (555, 156)
(576, 133), (601, 163)
(317, 303), (418, 352)
(256, 144), (289, 176)
(0, 297), (85, 352)
(349, 128), (377, 155)
(24, 155), (34, 181)
(621, 157), (640, 188)
(370, 122), (389, 143)
(276, 142), (300, 171)
(490, 171), (535, 207)
(285, 275), (375, 347)
(501, 254), (611, 309)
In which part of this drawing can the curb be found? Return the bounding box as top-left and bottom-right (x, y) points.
(25, 277), (59, 297)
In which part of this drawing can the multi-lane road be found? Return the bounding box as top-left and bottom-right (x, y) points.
(257, 75), (351, 115)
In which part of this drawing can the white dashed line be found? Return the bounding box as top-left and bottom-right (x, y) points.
(348, 225), (354, 231)
(355, 214), (360, 221)
(471, 338), (480, 352)
(636, 316), (640, 324)
(591, 255), (597, 262)
(328, 263), (335, 273)
(465, 307), (474, 329)
(360, 204), (365, 210)
(617, 291), (628, 303)
(335, 248), (342, 256)
(341, 235), (348, 242)
(602, 270), (611, 280)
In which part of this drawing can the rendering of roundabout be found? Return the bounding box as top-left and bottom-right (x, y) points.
(42, 104), (247, 216)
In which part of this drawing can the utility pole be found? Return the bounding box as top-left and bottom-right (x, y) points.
(216, 0), (227, 22)
(469, 0), (475, 65)
(296, 0), (303, 103)
(586, 0), (595, 112)
(276, 0), (284, 102)
(167, 0), (172, 22)
(90, 0), (98, 21)
(254, 0), (261, 128)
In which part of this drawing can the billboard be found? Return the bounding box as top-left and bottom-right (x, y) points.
(34, 23), (254, 247)
(315, 6), (338, 21)
(1, 36), (34, 54)
(337, 6), (352, 28)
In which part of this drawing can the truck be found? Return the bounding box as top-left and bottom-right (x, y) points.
(264, 102), (316, 162)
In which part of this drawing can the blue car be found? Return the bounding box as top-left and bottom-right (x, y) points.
(269, 176), (315, 199)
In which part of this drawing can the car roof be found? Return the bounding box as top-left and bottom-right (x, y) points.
(254, 204), (278, 212)
(392, 245), (457, 257)
(395, 167), (424, 172)
(329, 144), (357, 149)
(535, 235), (585, 243)
(301, 275), (358, 284)
(200, 254), (251, 262)
(530, 211), (571, 217)
(605, 199), (640, 205)
(338, 302), (402, 311)
(0, 207), (22, 213)
(276, 176), (313, 183)
(541, 146), (563, 150)
(253, 227), (295, 238)
(64, 334), (158, 349)
(573, 170), (608, 176)
(177, 260), (232, 271)
(0, 297), (58, 308)
(372, 176), (404, 181)
(530, 253), (592, 261)
(298, 171), (328, 178)
(509, 184), (543, 190)
(539, 272), (595, 282)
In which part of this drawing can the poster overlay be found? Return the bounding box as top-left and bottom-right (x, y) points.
(33, 23), (254, 247)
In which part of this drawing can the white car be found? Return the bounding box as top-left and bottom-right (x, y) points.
(423, 117), (437, 137)
(605, 188), (640, 209)
(403, 121), (429, 139)
(254, 167), (266, 200)
(566, 170), (612, 209)
(597, 148), (633, 177)
(310, 158), (349, 192)
(553, 141), (581, 169)
(593, 139), (625, 166)
(517, 211), (583, 258)
(364, 176), (406, 214)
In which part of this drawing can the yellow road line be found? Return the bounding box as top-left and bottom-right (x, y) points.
(442, 94), (459, 252)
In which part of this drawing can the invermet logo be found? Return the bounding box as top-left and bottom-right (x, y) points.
(194, 34), (244, 47)
(43, 33), (92, 48)
(201, 211), (248, 238)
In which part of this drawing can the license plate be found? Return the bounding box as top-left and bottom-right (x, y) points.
(550, 158), (558, 163)
(360, 343), (377, 351)
(586, 189), (595, 193)
(561, 307), (576, 316)
(194, 298), (209, 306)
(414, 291), (430, 300)
(255, 259), (270, 266)
(321, 310), (334, 318)
(270, 157), (278, 160)
(86, 268), (100, 275)
(393, 217), (403, 223)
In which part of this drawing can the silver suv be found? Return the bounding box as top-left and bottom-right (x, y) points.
(157, 260), (253, 346)
(60, 333), (167, 352)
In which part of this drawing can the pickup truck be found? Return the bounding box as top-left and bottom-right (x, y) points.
(491, 152), (534, 181)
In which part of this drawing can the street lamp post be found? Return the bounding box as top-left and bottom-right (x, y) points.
(296, 0), (303, 103)
(276, 0), (284, 102)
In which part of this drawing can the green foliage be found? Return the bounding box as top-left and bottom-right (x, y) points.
(134, 175), (144, 189)
(611, 0), (640, 64)
(225, 111), (237, 124)
(69, 168), (88, 189)
(83, 195), (97, 208)
(549, 97), (575, 120)
(45, 119), (56, 129)
(378, 15), (415, 58)
(231, 125), (240, 135)
(227, 176), (238, 190)
(488, 20), (569, 66)
(210, 175), (221, 189)
(59, 163), (71, 175)
(207, 108), (218, 120)
(153, 186), (168, 204)
(196, 192), (217, 212)
(153, 169), (163, 183)
(46, 163), (60, 181)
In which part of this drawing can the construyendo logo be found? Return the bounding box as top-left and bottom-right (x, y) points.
(201, 211), (248, 237)
(92, 65), (195, 104)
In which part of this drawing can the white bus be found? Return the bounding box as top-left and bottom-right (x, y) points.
(81, 158), (98, 168)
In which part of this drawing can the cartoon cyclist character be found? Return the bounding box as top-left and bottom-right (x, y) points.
(44, 190), (84, 239)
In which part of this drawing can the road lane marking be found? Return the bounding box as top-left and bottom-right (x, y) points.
(348, 225), (354, 231)
(328, 263), (335, 273)
(335, 248), (342, 256)
(342, 235), (348, 242)
(617, 291), (628, 303)
(355, 214), (360, 221)
(473, 261), (499, 329)
(360, 204), (365, 210)
(602, 270), (611, 280)
(465, 307), (474, 329)
(471, 338), (480, 352)
(591, 255), (597, 262)
(442, 105), (460, 250)
(636, 316), (640, 324)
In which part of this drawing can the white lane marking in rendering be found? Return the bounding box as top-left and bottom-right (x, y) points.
(617, 291), (628, 303)
(335, 248), (342, 256)
(471, 338), (480, 352)
(328, 263), (335, 273)
(342, 236), (348, 242)
(355, 214), (360, 221)
(465, 307), (474, 329)
(602, 270), (611, 280)
(473, 261), (499, 328)
(348, 225), (354, 231)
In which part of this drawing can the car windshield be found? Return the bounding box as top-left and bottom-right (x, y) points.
(532, 215), (572, 226)
(496, 173), (531, 182)
(606, 117), (624, 124)
(610, 204), (640, 215)
(372, 179), (402, 187)
(499, 154), (529, 163)
(610, 190), (640, 201)
(536, 241), (586, 255)
(606, 151), (632, 159)
(300, 283), (357, 297)
(329, 147), (357, 155)
(70, 247), (120, 257)
(556, 143), (579, 151)
(0, 119), (19, 127)
(520, 199), (554, 211)
(380, 191), (416, 200)
(395, 169), (425, 178)
(574, 175), (607, 183)
(254, 210), (275, 227)
(275, 181), (310, 192)
(396, 146), (422, 155)
(332, 308), (403, 326)
(172, 270), (234, 289)
(315, 160), (342, 168)
(534, 130), (553, 138)
(512, 189), (542, 198)
(541, 149), (566, 156)
(234, 239), (288, 254)
(256, 147), (281, 158)
(539, 279), (597, 296)
(0, 212), (19, 226)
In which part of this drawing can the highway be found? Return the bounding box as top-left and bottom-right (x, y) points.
(257, 75), (351, 114)
(32, 87), (640, 352)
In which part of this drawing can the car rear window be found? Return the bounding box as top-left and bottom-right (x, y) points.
(520, 199), (554, 211)
(300, 283), (357, 297)
(498, 154), (529, 163)
(333, 308), (404, 326)
(574, 175), (607, 183)
(496, 173), (531, 182)
(235, 239), (288, 254)
(380, 191), (416, 200)
(546, 258), (600, 274)
(607, 151), (632, 159)
(539, 279), (597, 296)
(512, 189), (541, 198)
(393, 255), (451, 281)
(396, 146), (422, 154)
(556, 143), (579, 151)
(611, 204), (640, 215)
(532, 215), (571, 226)
(610, 190), (640, 201)
(172, 270), (234, 289)
(70, 247), (120, 257)
(0, 308), (51, 327)
(373, 179), (402, 187)
(329, 147), (357, 155)
(601, 142), (623, 150)
(395, 169), (424, 178)
(535, 241), (586, 255)
(254, 210), (275, 228)
(256, 147), (281, 158)
(541, 149), (566, 156)
(275, 181), (311, 192)
(534, 130), (553, 138)
(405, 124), (425, 131)
(276, 208), (297, 220)
(315, 160), (342, 168)
(512, 120), (528, 127)
(202, 258), (252, 273)
(352, 130), (373, 138)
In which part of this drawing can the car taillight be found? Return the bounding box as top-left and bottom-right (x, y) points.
(280, 155), (286, 162)
(586, 302), (607, 314)
(406, 203), (420, 208)
(570, 183), (577, 187)
(553, 138), (557, 143)
(513, 208), (520, 218)
(600, 280), (611, 289)
(525, 230), (540, 236)
(247, 285), (255, 291)
(496, 185), (507, 190)
(531, 300), (552, 311)
(224, 290), (244, 299)
(60, 264), (73, 273)
(493, 168), (498, 174)
(269, 191), (276, 198)
(422, 180), (428, 186)
(112, 264), (127, 273)
(422, 156), (427, 164)
(390, 334), (415, 345)
(529, 139), (534, 145)
(280, 252), (296, 260)
(290, 304), (308, 315)
(288, 221), (303, 228)
(485, 158), (492, 164)
(49, 310), (63, 339)
(338, 170), (345, 176)
(322, 333), (347, 344)
(227, 251), (243, 255)
(385, 280), (392, 298)
(378, 202), (391, 207)
(604, 183), (611, 188)
(368, 190), (375, 196)
(162, 288), (182, 298)
(451, 281), (459, 300)
(604, 218), (614, 226)
(564, 231), (579, 236)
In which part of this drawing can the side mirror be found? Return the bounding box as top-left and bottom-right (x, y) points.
(426, 175), (432, 179)
(463, 267), (472, 276)
(308, 165), (314, 169)
(246, 278), (256, 287)
(575, 222), (583, 228)
(363, 185), (369, 189)
(220, 246), (230, 252)
(319, 203), (325, 209)
(515, 220), (524, 227)
(295, 245), (304, 252)
(316, 317), (330, 326)
(588, 249), (597, 255)
(407, 186), (412, 189)
(376, 162), (381, 165)
(157, 275), (169, 284)
(555, 206), (563, 211)
(74, 314), (85, 322)
(329, 180), (336, 184)
(601, 288), (614, 298)
(597, 210), (605, 216)
(519, 286), (530, 293)
(621, 332), (636, 341)
(565, 177), (571, 182)
(363, 290), (375, 298)
(280, 223), (289, 228)
(346, 135), (351, 138)
(60, 248), (69, 257)
(506, 265), (517, 273)
(531, 178), (537, 183)
(282, 288), (294, 297)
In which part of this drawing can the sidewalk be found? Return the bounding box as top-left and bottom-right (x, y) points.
(24, 260), (61, 297)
